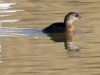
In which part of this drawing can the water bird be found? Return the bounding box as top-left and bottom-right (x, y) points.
(42, 12), (82, 51)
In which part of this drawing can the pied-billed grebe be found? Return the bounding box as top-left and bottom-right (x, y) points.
(43, 12), (82, 51)
(43, 12), (82, 33)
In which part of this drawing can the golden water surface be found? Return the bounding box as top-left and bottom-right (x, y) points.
(1, 0), (100, 75)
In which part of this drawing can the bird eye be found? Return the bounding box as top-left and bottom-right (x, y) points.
(75, 14), (79, 17)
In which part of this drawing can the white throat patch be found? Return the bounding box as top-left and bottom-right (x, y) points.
(68, 17), (78, 23)
(67, 19), (73, 23)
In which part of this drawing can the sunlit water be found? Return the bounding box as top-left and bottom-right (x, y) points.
(0, 3), (16, 9)
(0, 27), (88, 38)
(0, 0), (100, 75)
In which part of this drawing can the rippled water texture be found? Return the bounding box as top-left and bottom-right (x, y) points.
(0, 0), (100, 75)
